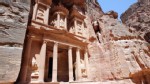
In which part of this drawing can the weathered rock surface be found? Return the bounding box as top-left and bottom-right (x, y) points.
(121, 1), (150, 43)
(0, 0), (29, 82)
(0, 46), (22, 82)
(88, 15), (150, 83)
(105, 10), (118, 19)
(0, 1), (29, 45)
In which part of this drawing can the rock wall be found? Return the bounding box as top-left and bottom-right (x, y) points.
(0, 0), (29, 82)
(121, 1), (150, 43)
(120, 1), (150, 83)
(87, 14), (150, 83)
(138, 0), (150, 5)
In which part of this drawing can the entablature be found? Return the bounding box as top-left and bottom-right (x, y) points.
(28, 26), (88, 50)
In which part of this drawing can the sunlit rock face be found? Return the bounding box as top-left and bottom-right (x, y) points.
(0, 0), (150, 84)
(89, 15), (150, 83)
(121, 0), (150, 43)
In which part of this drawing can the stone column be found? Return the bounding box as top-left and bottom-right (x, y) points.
(15, 36), (33, 84)
(84, 50), (89, 79)
(81, 22), (84, 36)
(74, 20), (77, 35)
(65, 17), (67, 29)
(57, 13), (60, 28)
(32, 3), (38, 20)
(68, 47), (74, 82)
(38, 41), (47, 82)
(52, 42), (58, 82)
(76, 48), (82, 81)
(44, 6), (50, 24)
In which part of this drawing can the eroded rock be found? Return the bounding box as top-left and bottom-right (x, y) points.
(121, 1), (150, 43)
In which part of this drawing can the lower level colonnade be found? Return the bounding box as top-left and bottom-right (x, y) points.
(33, 40), (89, 82)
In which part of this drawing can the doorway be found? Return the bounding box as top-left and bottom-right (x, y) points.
(48, 57), (53, 81)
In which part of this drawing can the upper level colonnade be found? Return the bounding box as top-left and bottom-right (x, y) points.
(31, 0), (88, 39)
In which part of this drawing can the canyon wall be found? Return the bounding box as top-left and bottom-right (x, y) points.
(88, 15), (150, 83)
(0, 0), (29, 82)
(121, 0), (150, 43)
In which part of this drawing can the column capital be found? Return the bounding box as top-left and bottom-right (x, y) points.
(54, 42), (58, 45)
(69, 46), (73, 49)
(77, 47), (80, 50)
(27, 35), (35, 40)
(46, 5), (51, 9)
(84, 49), (88, 52)
(56, 12), (61, 15)
(43, 40), (48, 44)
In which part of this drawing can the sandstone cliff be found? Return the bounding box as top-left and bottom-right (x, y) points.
(86, 0), (150, 83)
(88, 15), (150, 83)
(121, 0), (150, 43)
(0, 0), (29, 82)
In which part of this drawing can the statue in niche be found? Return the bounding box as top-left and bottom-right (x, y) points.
(80, 60), (87, 78)
(51, 19), (57, 27)
(31, 57), (39, 79)
(77, 23), (81, 29)
(74, 59), (87, 79)
(60, 18), (64, 28)
(69, 27), (75, 34)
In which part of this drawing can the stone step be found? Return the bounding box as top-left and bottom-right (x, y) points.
(31, 82), (99, 84)
(24, 79), (135, 84)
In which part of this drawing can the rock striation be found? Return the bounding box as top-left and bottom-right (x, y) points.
(0, 0), (29, 82)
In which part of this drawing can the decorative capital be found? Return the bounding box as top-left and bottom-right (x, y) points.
(77, 47), (80, 51)
(69, 46), (73, 49)
(43, 40), (48, 44)
(85, 49), (88, 52)
(54, 41), (58, 45)
(27, 35), (35, 40)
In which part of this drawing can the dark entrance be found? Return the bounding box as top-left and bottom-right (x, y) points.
(48, 57), (53, 81)
(57, 50), (69, 82)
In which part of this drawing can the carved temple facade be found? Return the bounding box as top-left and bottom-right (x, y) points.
(16, 0), (91, 83)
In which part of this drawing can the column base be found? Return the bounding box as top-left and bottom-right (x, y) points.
(37, 80), (44, 83)
(14, 81), (30, 84)
(52, 80), (57, 82)
(75, 78), (91, 82)
(69, 79), (74, 82)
